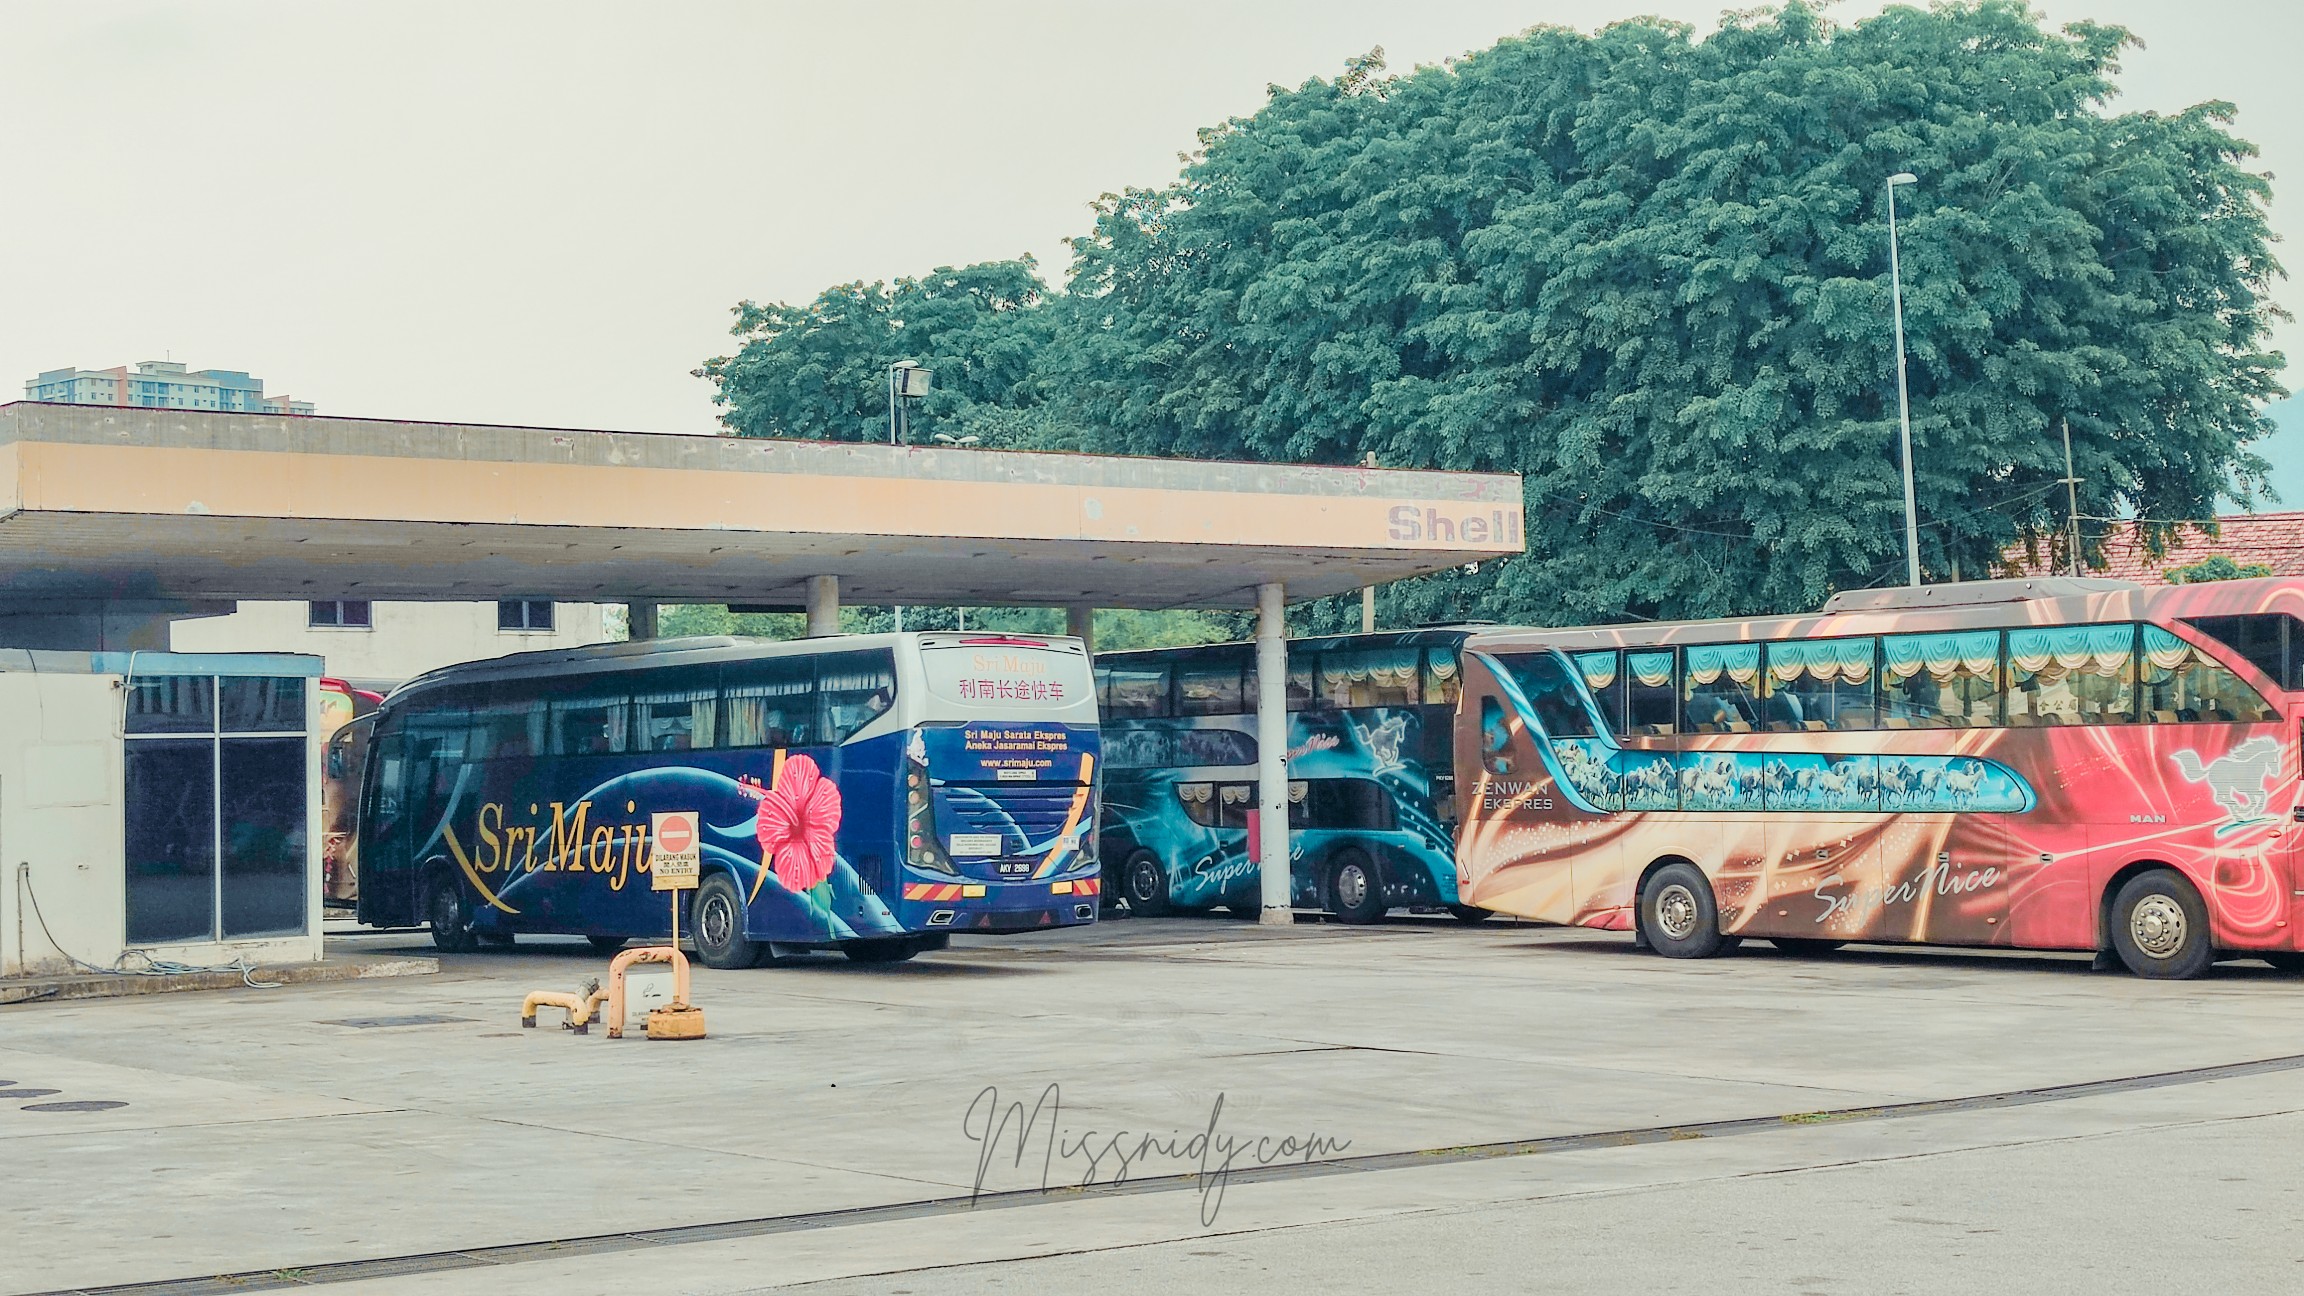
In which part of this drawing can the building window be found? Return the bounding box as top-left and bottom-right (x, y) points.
(499, 600), (555, 632)
(308, 600), (372, 628)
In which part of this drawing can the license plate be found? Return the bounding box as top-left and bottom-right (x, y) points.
(997, 860), (1032, 877)
(948, 833), (1003, 856)
(996, 768), (1036, 781)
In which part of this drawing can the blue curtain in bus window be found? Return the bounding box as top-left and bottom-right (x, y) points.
(1626, 650), (1676, 734)
(1320, 647), (1420, 708)
(1881, 631), (2000, 729)
(818, 651), (898, 741)
(221, 737), (308, 937)
(1422, 648), (1461, 705)
(724, 658), (816, 748)
(2008, 625), (2137, 726)
(1682, 644), (1762, 731)
(2138, 625), (2277, 722)
(1574, 651), (1625, 735)
(1765, 639), (1876, 731)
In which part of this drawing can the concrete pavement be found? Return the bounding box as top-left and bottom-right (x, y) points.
(2, 917), (2299, 1294)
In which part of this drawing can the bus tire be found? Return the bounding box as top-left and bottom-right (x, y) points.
(1638, 863), (1725, 959)
(2262, 952), (2304, 973)
(587, 935), (628, 954)
(1122, 849), (1172, 917)
(1448, 905), (1495, 924)
(692, 873), (761, 971)
(1769, 937), (1844, 956)
(1329, 850), (1386, 925)
(426, 867), (478, 954)
(2110, 870), (2214, 980)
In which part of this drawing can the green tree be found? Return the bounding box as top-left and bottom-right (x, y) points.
(698, 259), (1065, 447)
(706, 1), (2285, 628)
(2164, 554), (2275, 584)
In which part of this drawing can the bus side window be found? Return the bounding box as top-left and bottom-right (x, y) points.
(1480, 696), (1514, 775)
(1625, 651), (1677, 735)
(1103, 665), (1172, 718)
(818, 650), (899, 742)
(1174, 782), (1218, 827)
(1572, 651), (1623, 734)
(2141, 625), (2279, 723)
(1177, 655), (1246, 715)
(1423, 648), (1462, 706)
(724, 657), (816, 748)
(632, 665), (719, 751)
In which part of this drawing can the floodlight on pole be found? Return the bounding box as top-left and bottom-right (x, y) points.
(1886, 172), (1922, 587)
(887, 361), (931, 445)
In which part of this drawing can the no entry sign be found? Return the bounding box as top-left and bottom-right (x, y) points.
(650, 811), (702, 890)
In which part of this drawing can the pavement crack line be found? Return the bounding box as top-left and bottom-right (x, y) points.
(37, 1050), (2304, 1296)
(722, 1103), (2304, 1295)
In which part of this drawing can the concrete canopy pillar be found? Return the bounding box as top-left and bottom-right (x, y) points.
(1254, 581), (1292, 926)
(805, 575), (841, 638)
(626, 602), (659, 641)
(1066, 604), (1094, 654)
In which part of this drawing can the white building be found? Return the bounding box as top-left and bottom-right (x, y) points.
(0, 650), (325, 978)
(171, 601), (616, 691)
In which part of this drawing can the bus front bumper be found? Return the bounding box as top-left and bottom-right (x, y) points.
(899, 875), (1101, 932)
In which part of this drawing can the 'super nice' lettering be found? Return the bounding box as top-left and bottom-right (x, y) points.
(474, 800), (653, 891)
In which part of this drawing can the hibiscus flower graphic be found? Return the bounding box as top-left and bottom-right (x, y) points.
(753, 753), (843, 900)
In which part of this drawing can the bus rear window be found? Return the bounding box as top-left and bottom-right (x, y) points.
(923, 642), (1091, 710)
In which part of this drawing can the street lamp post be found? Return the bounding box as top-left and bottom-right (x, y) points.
(886, 360), (932, 633)
(887, 360), (931, 445)
(1887, 172), (1921, 586)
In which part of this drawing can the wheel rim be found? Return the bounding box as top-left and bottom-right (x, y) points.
(2129, 894), (2189, 960)
(1129, 859), (1162, 904)
(1655, 883), (1699, 941)
(1336, 863), (1369, 910)
(699, 890), (735, 949)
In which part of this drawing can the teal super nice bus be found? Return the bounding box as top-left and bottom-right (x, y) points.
(1093, 629), (1489, 923)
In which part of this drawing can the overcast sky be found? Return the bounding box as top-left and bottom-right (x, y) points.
(4, 0), (2299, 474)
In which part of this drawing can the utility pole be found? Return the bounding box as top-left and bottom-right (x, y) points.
(1361, 451), (1378, 633)
(1887, 172), (1921, 586)
(2061, 417), (2083, 578)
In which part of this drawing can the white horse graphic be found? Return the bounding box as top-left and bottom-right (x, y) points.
(2172, 736), (2283, 824)
(1353, 713), (1410, 776)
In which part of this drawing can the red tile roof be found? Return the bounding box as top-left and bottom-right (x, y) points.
(2025, 512), (2304, 584)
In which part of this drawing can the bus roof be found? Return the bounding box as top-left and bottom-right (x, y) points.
(1093, 626), (1490, 664)
(385, 631), (1082, 704)
(1464, 576), (2304, 654)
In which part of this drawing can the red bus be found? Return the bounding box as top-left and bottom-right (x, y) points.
(1456, 577), (2304, 978)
